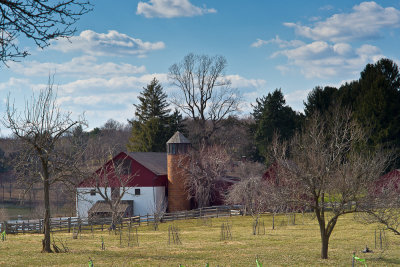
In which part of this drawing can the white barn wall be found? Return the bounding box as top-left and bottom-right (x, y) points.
(76, 186), (165, 217)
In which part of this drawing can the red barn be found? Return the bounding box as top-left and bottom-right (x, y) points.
(76, 152), (167, 217)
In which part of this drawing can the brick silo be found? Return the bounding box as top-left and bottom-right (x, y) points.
(167, 131), (191, 212)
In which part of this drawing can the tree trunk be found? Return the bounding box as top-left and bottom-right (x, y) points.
(42, 171), (52, 253)
(321, 233), (329, 259)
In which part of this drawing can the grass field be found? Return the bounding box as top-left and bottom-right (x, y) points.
(0, 213), (399, 266)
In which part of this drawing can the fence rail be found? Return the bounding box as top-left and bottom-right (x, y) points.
(0, 205), (241, 234)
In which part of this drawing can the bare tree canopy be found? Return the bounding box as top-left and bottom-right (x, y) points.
(357, 171), (400, 235)
(169, 53), (241, 143)
(81, 150), (138, 227)
(0, 0), (92, 63)
(184, 144), (231, 208)
(225, 162), (266, 215)
(269, 107), (391, 259)
(2, 76), (86, 252)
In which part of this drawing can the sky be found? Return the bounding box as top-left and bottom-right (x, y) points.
(1, 0), (400, 135)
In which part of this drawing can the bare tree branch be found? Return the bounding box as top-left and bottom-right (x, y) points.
(0, 0), (92, 64)
(169, 53), (241, 143)
(267, 106), (391, 259)
(1, 75), (87, 252)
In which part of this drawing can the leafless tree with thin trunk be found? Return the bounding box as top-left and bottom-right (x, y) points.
(183, 144), (231, 208)
(268, 107), (391, 259)
(225, 161), (267, 234)
(150, 195), (167, 230)
(357, 176), (400, 235)
(80, 149), (138, 228)
(2, 76), (86, 252)
(169, 53), (241, 143)
(0, 0), (92, 64)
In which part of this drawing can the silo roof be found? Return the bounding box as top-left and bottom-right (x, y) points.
(167, 131), (190, 144)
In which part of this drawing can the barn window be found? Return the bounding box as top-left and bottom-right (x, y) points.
(135, 189), (141, 195)
(90, 189), (96, 196)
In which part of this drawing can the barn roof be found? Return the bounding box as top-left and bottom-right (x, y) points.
(167, 131), (190, 144)
(88, 201), (130, 214)
(127, 152), (167, 175)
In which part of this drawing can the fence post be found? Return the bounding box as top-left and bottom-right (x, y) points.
(272, 214), (275, 230)
(68, 217), (71, 233)
(147, 214), (149, 226)
(22, 221), (25, 234)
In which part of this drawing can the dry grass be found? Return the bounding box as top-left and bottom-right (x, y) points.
(0, 213), (399, 266)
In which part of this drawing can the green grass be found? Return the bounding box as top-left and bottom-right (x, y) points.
(0, 213), (399, 266)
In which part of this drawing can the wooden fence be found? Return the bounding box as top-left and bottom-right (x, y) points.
(1, 205), (241, 234)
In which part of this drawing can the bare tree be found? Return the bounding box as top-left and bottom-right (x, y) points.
(2, 77), (86, 252)
(268, 108), (391, 259)
(357, 175), (400, 235)
(169, 53), (241, 143)
(80, 150), (138, 228)
(225, 161), (267, 233)
(0, 0), (92, 64)
(150, 195), (167, 230)
(184, 144), (231, 208)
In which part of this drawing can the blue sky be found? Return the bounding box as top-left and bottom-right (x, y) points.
(1, 0), (400, 134)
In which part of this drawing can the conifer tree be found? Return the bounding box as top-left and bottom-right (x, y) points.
(252, 89), (302, 162)
(127, 78), (183, 152)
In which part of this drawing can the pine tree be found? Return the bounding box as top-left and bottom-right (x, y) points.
(355, 58), (400, 148)
(127, 78), (183, 152)
(252, 89), (302, 162)
(134, 78), (170, 122)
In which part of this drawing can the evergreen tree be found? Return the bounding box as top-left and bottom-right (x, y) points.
(133, 78), (170, 122)
(127, 78), (183, 152)
(303, 86), (338, 117)
(252, 89), (302, 162)
(354, 58), (400, 148)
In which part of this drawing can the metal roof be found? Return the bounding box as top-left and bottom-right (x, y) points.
(166, 131), (190, 144)
(127, 152), (167, 175)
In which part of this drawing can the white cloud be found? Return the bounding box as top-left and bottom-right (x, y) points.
(225, 75), (266, 89)
(8, 56), (146, 77)
(284, 2), (400, 42)
(0, 77), (32, 91)
(58, 74), (168, 94)
(0, 72), (264, 134)
(319, 5), (334, 11)
(251, 36), (305, 48)
(273, 41), (384, 79)
(51, 30), (165, 57)
(137, 0), (216, 18)
(284, 89), (311, 112)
